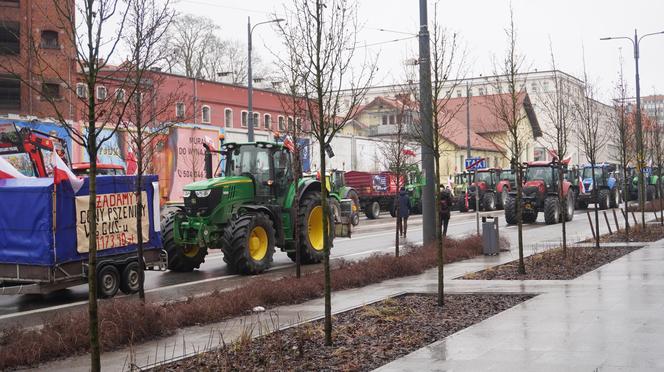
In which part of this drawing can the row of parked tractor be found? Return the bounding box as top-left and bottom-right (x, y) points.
(450, 160), (662, 226)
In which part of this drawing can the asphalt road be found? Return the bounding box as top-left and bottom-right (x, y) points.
(0, 205), (626, 328)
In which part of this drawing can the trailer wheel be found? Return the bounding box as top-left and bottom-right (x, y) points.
(120, 262), (140, 295)
(98, 265), (120, 298)
(366, 201), (380, 219)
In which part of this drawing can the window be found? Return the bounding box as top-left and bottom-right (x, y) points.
(0, 74), (20, 110)
(241, 111), (248, 127)
(389, 115), (396, 125)
(278, 115), (285, 131)
(456, 89), (462, 98)
(264, 114), (271, 129)
(133, 92), (143, 104)
(201, 105), (211, 123)
(96, 85), (107, 101)
(40, 30), (59, 49)
(76, 83), (87, 98)
(530, 83), (538, 93)
(287, 117), (294, 131)
(176, 102), (185, 119)
(42, 83), (60, 99)
(382, 115), (388, 125)
(225, 108), (233, 128)
(542, 81), (549, 92)
(252, 112), (260, 128)
(115, 88), (125, 102)
(0, 21), (19, 55)
(478, 87), (485, 96)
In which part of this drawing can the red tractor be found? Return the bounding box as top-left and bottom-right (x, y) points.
(504, 160), (575, 225)
(0, 123), (70, 177)
(466, 168), (512, 211)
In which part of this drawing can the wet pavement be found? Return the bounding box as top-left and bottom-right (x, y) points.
(25, 208), (658, 371)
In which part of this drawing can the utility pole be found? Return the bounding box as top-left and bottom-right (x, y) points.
(418, 0), (436, 246)
(466, 83), (479, 234)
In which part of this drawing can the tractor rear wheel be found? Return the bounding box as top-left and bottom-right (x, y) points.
(565, 192), (575, 222)
(544, 196), (560, 225)
(366, 201), (381, 219)
(504, 194), (517, 225)
(162, 209), (207, 272)
(288, 191), (329, 264)
(498, 189), (509, 210)
(598, 189), (610, 210)
(330, 198), (342, 223)
(482, 192), (496, 211)
(222, 213), (275, 274)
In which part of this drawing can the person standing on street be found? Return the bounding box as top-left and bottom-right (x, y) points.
(440, 189), (452, 238)
(396, 187), (411, 237)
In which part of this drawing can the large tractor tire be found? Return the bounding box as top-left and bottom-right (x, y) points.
(504, 194), (517, 225)
(564, 192), (575, 222)
(498, 188), (509, 210)
(222, 212), (275, 275)
(365, 201), (381, 219)
(610, 188), (620, 209)
(347, 189), (361, 226)
(544, 196), (560, 225)
(162, 209), (207, 272)
(482, 192), (496, 211)
(330, 198), (342, 223)
(647, 185), (656, 201)
(287, 191), (329, 264)
(456, 195), (469, 212)
(577, 200), (588, 209)
(598, 189), (610, 210)
(523, 211), (538, 224)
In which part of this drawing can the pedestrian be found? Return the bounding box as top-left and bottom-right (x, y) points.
(440, 189), (452, 238)
(396, 187), (410, 237)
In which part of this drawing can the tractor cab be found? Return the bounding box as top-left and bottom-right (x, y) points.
(500, 168), (517, 190)
(577, 163), (620, 209)
(472, 168), (500, 189)
(0, 123), (69, 177)
(580, 163), (617, 191)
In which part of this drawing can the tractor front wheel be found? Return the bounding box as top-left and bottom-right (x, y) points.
(504, 195), (517, 225)
(598, 189), (610, 210)
(222, 213), (275, 275)
(610, 188), (620, 209)
(482, 192), (496, 211)
(544, 196), (560, 225)
(565, 192), (575, 222)
(162, 209), (207, 272)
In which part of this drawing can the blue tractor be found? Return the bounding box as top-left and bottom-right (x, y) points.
(577, 163), (620, 210)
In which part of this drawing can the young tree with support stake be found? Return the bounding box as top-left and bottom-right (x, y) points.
(487, 6), (529, 274)
(577, 55), (609, 249)
(0, 1), (133, 369)
(611, 57), (635, 239)
(539, 42), (576, 257)
(122, 0), (179, 300)
(278, 0), (375, 346)
(652, 96), (664, 225)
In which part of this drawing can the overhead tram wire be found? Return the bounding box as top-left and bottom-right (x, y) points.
(349, 35), (418, 51)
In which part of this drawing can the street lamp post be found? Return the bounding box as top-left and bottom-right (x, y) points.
(601, 29), (664, 227)
(247, 17), (284, 142)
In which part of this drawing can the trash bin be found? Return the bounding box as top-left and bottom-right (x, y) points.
(482, 216), (499, 255)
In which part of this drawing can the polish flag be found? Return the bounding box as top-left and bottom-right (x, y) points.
(0, 156), (28, 179)
(52, 152), (84, 193)
(125, 150), (137, 175)
(282, 135), (295, 152)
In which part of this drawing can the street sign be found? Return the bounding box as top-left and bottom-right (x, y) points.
(465, 157), (486, 171)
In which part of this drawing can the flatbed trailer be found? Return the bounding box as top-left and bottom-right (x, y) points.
(0, 175), (166, 298)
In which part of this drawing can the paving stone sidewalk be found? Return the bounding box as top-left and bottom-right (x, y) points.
(28, 237), (661, 371)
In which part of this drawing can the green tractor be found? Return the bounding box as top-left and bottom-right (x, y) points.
(162, 141), (344, 275)
(328, 170), (361, 226)
(404, 167), (424, 214)
(452, 171), (471, 212)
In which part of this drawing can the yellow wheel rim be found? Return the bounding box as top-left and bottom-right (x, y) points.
(249, 226), (268, 261)
(308, 206), (325, 251)
(183, 245), (199, 258)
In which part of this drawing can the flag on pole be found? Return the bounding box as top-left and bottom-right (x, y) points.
(282, 135), (295, 152)
(52, 152), (84, 193)
(0, 156), (28, 179)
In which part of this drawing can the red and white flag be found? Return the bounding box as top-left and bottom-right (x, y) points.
(282, 135), (295, 152)
(0, 156), (28, 179)
(51, 152), (84, 193)
(125, 150), (137, 175)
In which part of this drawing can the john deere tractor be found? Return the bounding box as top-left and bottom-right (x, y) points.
(328, 170), (360, 226)
(162, 141), (344, 275)
(504, 160), (575, 225)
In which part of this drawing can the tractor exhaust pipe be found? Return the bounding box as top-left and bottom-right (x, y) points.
(203, 143), (212, 179)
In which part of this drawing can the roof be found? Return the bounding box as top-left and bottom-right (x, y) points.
(439, 115), (501, 151)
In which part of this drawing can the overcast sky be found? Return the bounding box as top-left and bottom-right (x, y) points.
(173, 0), (664, 103)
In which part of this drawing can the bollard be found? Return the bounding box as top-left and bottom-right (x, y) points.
(612, 208), (620, 232)
(587, 211), (596, 240)
(603, 211), (612, 235)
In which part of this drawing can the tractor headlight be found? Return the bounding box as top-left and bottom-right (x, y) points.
(182, 190), (191, 198)
(195, 189), (212, 198)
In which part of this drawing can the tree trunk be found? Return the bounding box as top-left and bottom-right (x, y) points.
(516, 161), (525, 274)
(293, 145), (302, 278)
(592, 164), (600, 249)
(395, 174), (400, 257)
(136, 128), (146, 300)
(86, 118), (100, 372)
(320, 142), (332, 346)
(622, 165), (630, 240)
(434, 154), (444, 307)
(559, 167), (567, 257)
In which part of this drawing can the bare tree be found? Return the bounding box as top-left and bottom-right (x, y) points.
(611, 56), (634, 238)
(0, 1), (134, 369)
(278, 0), (375, 346)
(539, 41), (575, 257)
(654, 95), (664, 225)
(487, 6), (529, 274)
(123, 0), (179, 300)
(577, 54), (609, 248)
